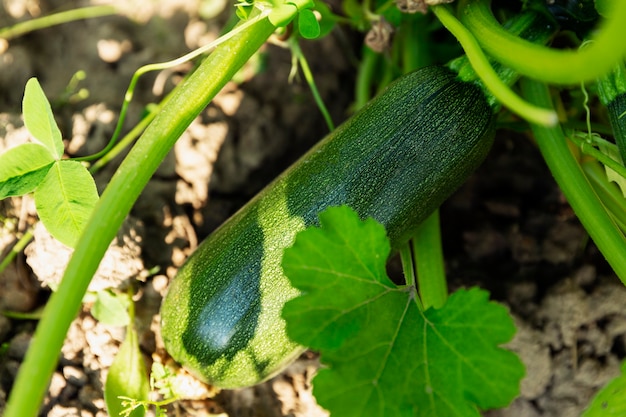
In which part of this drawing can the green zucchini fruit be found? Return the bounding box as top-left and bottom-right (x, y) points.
(607, 93), (626, 163)
(160, 65), (495, 388)
(596, 61), (626, 163)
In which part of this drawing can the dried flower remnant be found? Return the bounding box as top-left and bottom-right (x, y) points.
(365, 19), (394, 52)
(395, 0), (455, 14)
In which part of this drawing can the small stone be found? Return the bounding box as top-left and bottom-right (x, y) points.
(7, 332), (31, 360)
(63, 366), (88, 387)
(78, 385), (105, 412)
(48, 371), (67, 398)
(2, 360), (20, 382)
(47, 404), (84, 417)
(0, 315), (10, 343)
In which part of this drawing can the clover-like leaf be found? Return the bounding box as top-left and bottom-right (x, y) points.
(92, 290), (131, 327)
(297, 9), (321, 39)
(34, 160), (98, 248)
(0, 143), (55, 199)
(282, 205), (524, 417)
(23, 78), (64, 159)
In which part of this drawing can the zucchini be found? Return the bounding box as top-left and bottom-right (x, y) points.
(160, 65), (495, 388)
(596, 61), (626, 163)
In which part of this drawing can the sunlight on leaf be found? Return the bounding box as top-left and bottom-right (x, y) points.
(22, 78), (64, 159)
(583, 360), (626, 416)
(282, 205), (524, 417)
(298, 9), (321, 39)
(0, 143), (54, 198)
(105, 326), (149, 417)
(312, 0), (337, 38)
(33, 160), (98, 248)
(92, 290), (131, 327)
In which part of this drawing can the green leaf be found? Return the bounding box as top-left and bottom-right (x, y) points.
(583, 360), (626, 416)
(313, 0), (337, 38)
(0, 143), (55, 199)
(297, 9), (321, 39)
(282, 206), (524, 417)
(597, 140), (626, 197)
(268, 0), (315, 27)
(595, 0), (614, 18)
(22, 78), (64, 160)
(105, 326), (149, 417)
(92, 290), (131, 327)
(34, 160), (99, 248)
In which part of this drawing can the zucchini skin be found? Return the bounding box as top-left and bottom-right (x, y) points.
(607, 93), (626, 164)
(160, 65), (495, 388)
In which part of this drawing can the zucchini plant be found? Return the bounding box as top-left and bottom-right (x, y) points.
(3, 0), (626, 416)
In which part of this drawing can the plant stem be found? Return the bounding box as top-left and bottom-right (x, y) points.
(412, 210), (447, 310)
(0, 228), (33, 275)
(0, 6), (117, 40)
(4, 12), (277, 417)
(521, 79), (626, 283)
(567, 133), (626, 181)
(89, 103), (161, 174)
(582, 159), (626, 233)
(399, 243), (424, 312)
(354, 47), (380, 110)
(432, 5), (557, 127)
(78, 10), (270, 163)
(399, 15), (431, 74)
(459, 0), (626, 84)
(288, 38), (335, 131)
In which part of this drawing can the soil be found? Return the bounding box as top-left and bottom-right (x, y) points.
(1, 1), (625, 417)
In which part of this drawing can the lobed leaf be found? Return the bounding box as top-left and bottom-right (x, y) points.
(282, 205), (524, 417)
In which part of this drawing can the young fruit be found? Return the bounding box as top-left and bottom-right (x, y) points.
(160, 65), (495, 388)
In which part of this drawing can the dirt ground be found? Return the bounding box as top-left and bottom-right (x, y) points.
(1, 1), (626, 416)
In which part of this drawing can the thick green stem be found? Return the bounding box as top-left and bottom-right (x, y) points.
(567, 133), (626, 181)
(89, 103), (160, 174)
(432, 5), (557, 126)
(4, 14), (276, 417)
(459, 0), (626, 85)
(398, 14), (431, 74)
(521, 79), (626, 283)
(413, 210), (447, 310)
(354, 47), (380, 110)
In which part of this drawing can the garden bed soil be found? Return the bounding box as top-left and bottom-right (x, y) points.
(1, 1), (625, 416)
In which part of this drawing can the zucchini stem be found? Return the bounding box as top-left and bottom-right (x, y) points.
(521, 79), (626, 284)
(459, 0), (626, 84)
(432, 5), (557, 127)
(412, 210), (448, 310)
